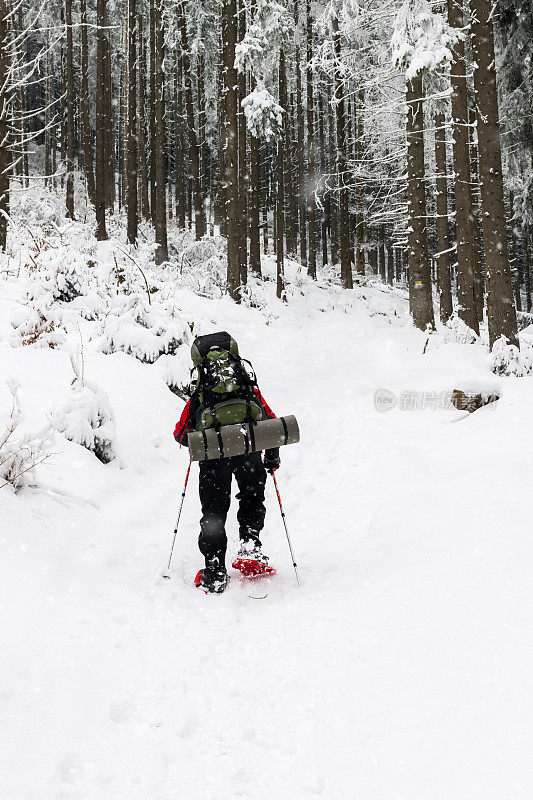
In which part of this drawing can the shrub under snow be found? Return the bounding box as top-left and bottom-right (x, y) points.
(491, 336), (533, 377)
(1, 380), (54, 491)
(49, 379), (117, 464)
(443, 316), (479, 345)
(99, 296), (190, 364)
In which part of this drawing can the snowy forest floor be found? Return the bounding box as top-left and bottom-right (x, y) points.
(2, 189), (533, 799)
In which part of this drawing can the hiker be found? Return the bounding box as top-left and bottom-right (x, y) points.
(173, 331), (281, 593)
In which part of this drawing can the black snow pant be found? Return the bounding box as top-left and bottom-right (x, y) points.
(198, 451), (267, 568)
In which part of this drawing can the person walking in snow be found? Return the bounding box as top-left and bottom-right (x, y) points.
(173, 332), (280, 594)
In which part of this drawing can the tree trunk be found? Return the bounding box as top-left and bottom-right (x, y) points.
(45, 40), (52, 188)
(153, 0), (168, 263)
(305, 0), (316, 279)
(434, 111), (453, 322)
(386, 235), (394, 285)
(332, 15), (352, 289)
(406, 76), (434, 330)
(468, 104), (484, 320)
(447, 0), (478, 333)
(0, 0), (9, 251)
(295, 7), (307, 270)
(149, 0), (156, 223)
(249, 55), (261, 276)
(237, 2), (248, 284)
(355, 88), (365, 275)
(327, 82), (339, 267)
(197, 51), (208, 232)
(177, 0), (206, 239)
(378, 226), (386, 281)
(104, 1), (114, 209)
(137, 13), (150, 220)
(80, 0), (95, 205)
(286, 92), (299, 257)
(470, 0), (518, 348)
(126, 0), (138, 244)
(65, 0), (75, 218)
(276, 51), (286, 299)
(525, 230), (532, 313)
(222, 0), (240, 298)
(174, 50), (186, 228)
(318, 91), (328, 267)
(95, 0), (108, 239)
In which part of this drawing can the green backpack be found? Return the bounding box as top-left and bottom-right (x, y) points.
(190, 332), (265, 430)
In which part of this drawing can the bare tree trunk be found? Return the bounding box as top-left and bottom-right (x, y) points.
(406, 76), (434, 330)
(65, 0), (75, 218)
(327, 82), (339, 267)
(237, 2), (247, 284)
(508, 189), (522, 311)
(378, 226), (386, 281)
(137, 13), (150, 220)
(153, 0), (167, 263)
(286, 92), (299, 257)
(447, 0), (478, 333)
(470, 0), (518, 347)
(468, 104), (484, 320)
(0, 0), (9, 251)
(276, 50), (286, 299)
(80, 0), (95, 205)
(249, 48), (261, 276)
(149, 0), (156, 223)
(305, 0), (316, 278)
(177, 0), (206, 239)
(223, 0), (240, 298)
(174, 49), (186, 228)
(332, 15), (352, 289)
(95, 0), (108, 239)
(318, 91), (328, 267)
(262, 142), (269, 253)
(126, 0), (138, 244)
(45, 39), (52, 188)
(295, 5), (307, 270)
(434, 111), (453, 322)
(386, 235), (394, 285)
(104, 1), (114, 210)
(197, 50), (208, 229)
(355, 88), (365, 275)
(525, 230), (532, 313)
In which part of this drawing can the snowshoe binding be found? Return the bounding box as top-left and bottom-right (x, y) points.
(232, 542), (276, 578)
(194, 566), (229, 594)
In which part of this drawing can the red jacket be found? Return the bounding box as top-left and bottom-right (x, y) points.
(173, 388), (276, 446)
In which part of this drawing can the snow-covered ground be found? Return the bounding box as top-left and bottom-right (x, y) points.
(2, 192), (533, 799)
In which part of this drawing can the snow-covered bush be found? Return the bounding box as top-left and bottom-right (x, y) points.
(156, 349), (192, 400)
(174, 237), (227, 298)
(9, 294), (66, 349)
(1, 381), (54, 491)
(49, 379), (117, 464)
(99, 296), (190, 363)
(443, 316), (479, 345)
(491, 336), (533, 377)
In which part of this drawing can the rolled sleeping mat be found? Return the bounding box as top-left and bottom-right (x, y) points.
(187, 415), (300, 462)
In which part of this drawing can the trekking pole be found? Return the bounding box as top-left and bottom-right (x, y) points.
(162, 459), (192, 579)
(270, 470), (300, 587)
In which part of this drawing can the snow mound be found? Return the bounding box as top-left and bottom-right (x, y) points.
(99, 297), (190, 364)
(49, 379), (117, 464)
(1, 380), (54, 490)
(444, 316), (479, 344)
(491, 336), (533, 376)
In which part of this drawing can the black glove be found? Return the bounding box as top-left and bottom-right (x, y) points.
(263, 448), (280, 472)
